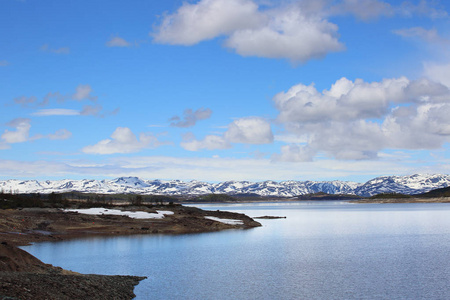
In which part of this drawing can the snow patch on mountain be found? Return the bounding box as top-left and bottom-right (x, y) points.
(1, 174), (449, 197)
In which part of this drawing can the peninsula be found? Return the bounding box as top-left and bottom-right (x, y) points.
(0, 203), (261, 299)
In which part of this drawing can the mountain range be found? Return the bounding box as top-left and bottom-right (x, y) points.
(1, 174), (450, 197)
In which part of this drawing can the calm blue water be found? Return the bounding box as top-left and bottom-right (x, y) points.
(23, 202), (450, 299)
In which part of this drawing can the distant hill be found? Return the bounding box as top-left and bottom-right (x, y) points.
(369, 193), (412, 199)
(416, 186), (450, 198)
(297, 192), (362, 200)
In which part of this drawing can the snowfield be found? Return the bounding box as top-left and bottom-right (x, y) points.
(204, 216), (244, 225)
(64, 208), (174, 219)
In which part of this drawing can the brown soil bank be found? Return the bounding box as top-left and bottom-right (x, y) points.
(0, 242), (145, 300)
(0, 205), (261, 299)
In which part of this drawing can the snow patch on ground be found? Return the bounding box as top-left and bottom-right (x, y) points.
(205, 216), (244, 225)
(64, 208), (174, 219)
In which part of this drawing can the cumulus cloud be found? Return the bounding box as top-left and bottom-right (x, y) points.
(82, 127), (166, 154)
(152, 0), (445, 62)
(153, 0), (344, 62)
(224, 117), (274, 144)
(181, 117), (273, 151)
(170, 108), (212, 127)
(1, 119), (33, 144)
(272, 144), (316, 162)
(225, 8), (343, 62)
(0, 119), (70, 147)
(424, 62), (450, 88)
(274, 77), (415, 124)
(273, 76), (450, 161)
(153, 0), (262, 45)
(40, 44), (70, 54)
(106, 36), (131, 47)
(181, 132), (230, 151)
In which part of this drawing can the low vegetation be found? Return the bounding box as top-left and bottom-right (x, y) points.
(298, 192), (362, 200)
(0, 190), (180, 210)
(2, 185), (450, 210)
(193, 194), (238, 202)
(369, 193), (412, 199)
(416, 186), (450, 198)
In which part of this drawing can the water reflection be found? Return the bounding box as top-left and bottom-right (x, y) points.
(23, 202), (450, 299)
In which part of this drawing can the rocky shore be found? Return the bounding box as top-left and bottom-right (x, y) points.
(0, 205), (261, 299)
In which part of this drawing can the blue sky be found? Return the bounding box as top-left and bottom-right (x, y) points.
(1, 0), (450, 183)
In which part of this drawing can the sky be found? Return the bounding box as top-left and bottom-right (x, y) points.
(1, 0), (450, 183)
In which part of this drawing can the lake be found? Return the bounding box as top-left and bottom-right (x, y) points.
(23, 202), (450, 299)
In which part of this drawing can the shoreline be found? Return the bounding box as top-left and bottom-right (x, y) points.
(0, 205), (261, 299)
(2, 199), (449, 298)
(356, 197), (450, 204)
(184, 196), (450, 204)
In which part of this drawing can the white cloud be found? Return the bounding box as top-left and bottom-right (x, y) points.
(18, 84), (98, 108)
(106, 36), (131, 47)
(274, 133), (308, 144)
(328, 0), (448, 20)
(40, 44), (70, 54)
(424, 62), (450, 88)
(1, 150), (450, 182)
(272, 144), (316, 162)
(80, 105), (103, 116)
(393, 27), (449, 44)
(152, 0), (446, 62)
(32, 106), (104, 117)
(170, 108), (212, 127)
(32, 109), (80, 116)
(42, 92), (65, 105)
(15, 85), (105, 117)
(397, 0), (448, 19)
(153, 0), (262, 45)
(1, 119), (32, 144)
(72, 84), (96, 101)
(48, 129), (72, 140)
(1, 118), (72, 147)
(181, 133), (230, 151)
(82, 127), (166, 154)
(14, 96), (38, 107)
(153, 0), (343, 62)
(273, 76), (450, 161)
(329, 0), (393, 20)
(274, 77), (414, 124)
(224, 117), (273, 144)
(0, 60), (9, 66)
(15, 155), (439, 182)
(181, 117), (273, 151)
(225, 8), (344, 63)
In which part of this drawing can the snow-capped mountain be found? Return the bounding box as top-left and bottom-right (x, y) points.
(354, 174), (450, 196)
(1, 174), (449, 197)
